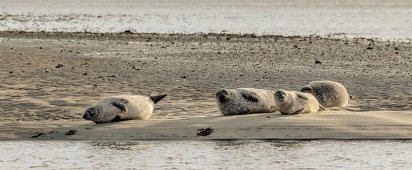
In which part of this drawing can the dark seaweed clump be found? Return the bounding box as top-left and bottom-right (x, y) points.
(197, 127), (214, 136)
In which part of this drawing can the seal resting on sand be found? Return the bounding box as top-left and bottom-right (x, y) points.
(300, 80), (354, 107)
(274, 89), (325, 115)
(216, 88), (278, 116)
(83, 94), (167, 124)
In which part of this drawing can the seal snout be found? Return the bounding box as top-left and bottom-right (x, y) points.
(275, 90), (286, 103)
(216, 89), (229, 103)
(83, 107), (96, 120)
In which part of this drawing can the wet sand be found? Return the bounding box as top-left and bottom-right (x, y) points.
(0, 32), (411, 140)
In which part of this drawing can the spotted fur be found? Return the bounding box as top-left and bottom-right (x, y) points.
(216, 88), (278, 116)
(274, 89), (324, 115)
(83, 94), (166, 124)
(300, 81), (352, 107)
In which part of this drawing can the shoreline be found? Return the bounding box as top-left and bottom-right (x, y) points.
(1, 31), (411, 43)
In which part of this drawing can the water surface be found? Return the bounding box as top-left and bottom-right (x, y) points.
(2, 140), (412, 169)
(1, 0), (411, 40)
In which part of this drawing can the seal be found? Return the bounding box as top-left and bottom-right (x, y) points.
(274, 89), (325, 115)
(216, 88), (278, 116)
(300, 80), (353, 107)
(83, 94), (167, 124)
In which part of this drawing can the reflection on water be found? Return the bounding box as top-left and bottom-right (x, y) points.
(1, 140), (412, 169)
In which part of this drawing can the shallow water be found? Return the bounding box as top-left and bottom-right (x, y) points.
(1, 0), (412, 39)
(2, 140), (412, 169)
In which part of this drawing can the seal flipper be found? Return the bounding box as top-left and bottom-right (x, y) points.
(318, 104), (326, 111)
(241, 92), (259, 102)
(300, 86), (313, 93)
(150, 94), (167, 104)
(292, 108), (306, 114)
(112, 101), (127, 112)
(280, 108), (305, 115)
(111, 115), (123, 122)
(296, 93), (309, 100)
(349, 94), (355, 100)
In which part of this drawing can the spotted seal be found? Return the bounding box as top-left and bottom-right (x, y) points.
(300, 80), (353, 107)
(274, 89), (325, 115)
(216, 88), (278, 116)
(83, 94), (167, 123)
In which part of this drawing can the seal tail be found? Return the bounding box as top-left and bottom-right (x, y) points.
(150, 94), (167, 104)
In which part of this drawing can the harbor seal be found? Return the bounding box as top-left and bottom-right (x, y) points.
(274, 89), (325, 115)
(300, 80), (353, 107)
(216, 88), (278, 116)
(83, 94), (167, 124)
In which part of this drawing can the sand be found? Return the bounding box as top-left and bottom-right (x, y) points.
(0, 32), (411, 140)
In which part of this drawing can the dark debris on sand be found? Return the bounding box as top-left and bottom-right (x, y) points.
(197, 127), (214, 136)
(30, 130), (57, 138)
(30, 132), (46, 138)
(64, 130), (77, 135)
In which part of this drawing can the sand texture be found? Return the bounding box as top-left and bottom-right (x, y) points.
(0, 32), (411, 140)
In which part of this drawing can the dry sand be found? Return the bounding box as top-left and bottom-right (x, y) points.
(0, 32), (411, 140)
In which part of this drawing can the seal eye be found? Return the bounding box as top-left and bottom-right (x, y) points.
(88, 112), (95, 117)
(216, 90), (229, 97)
